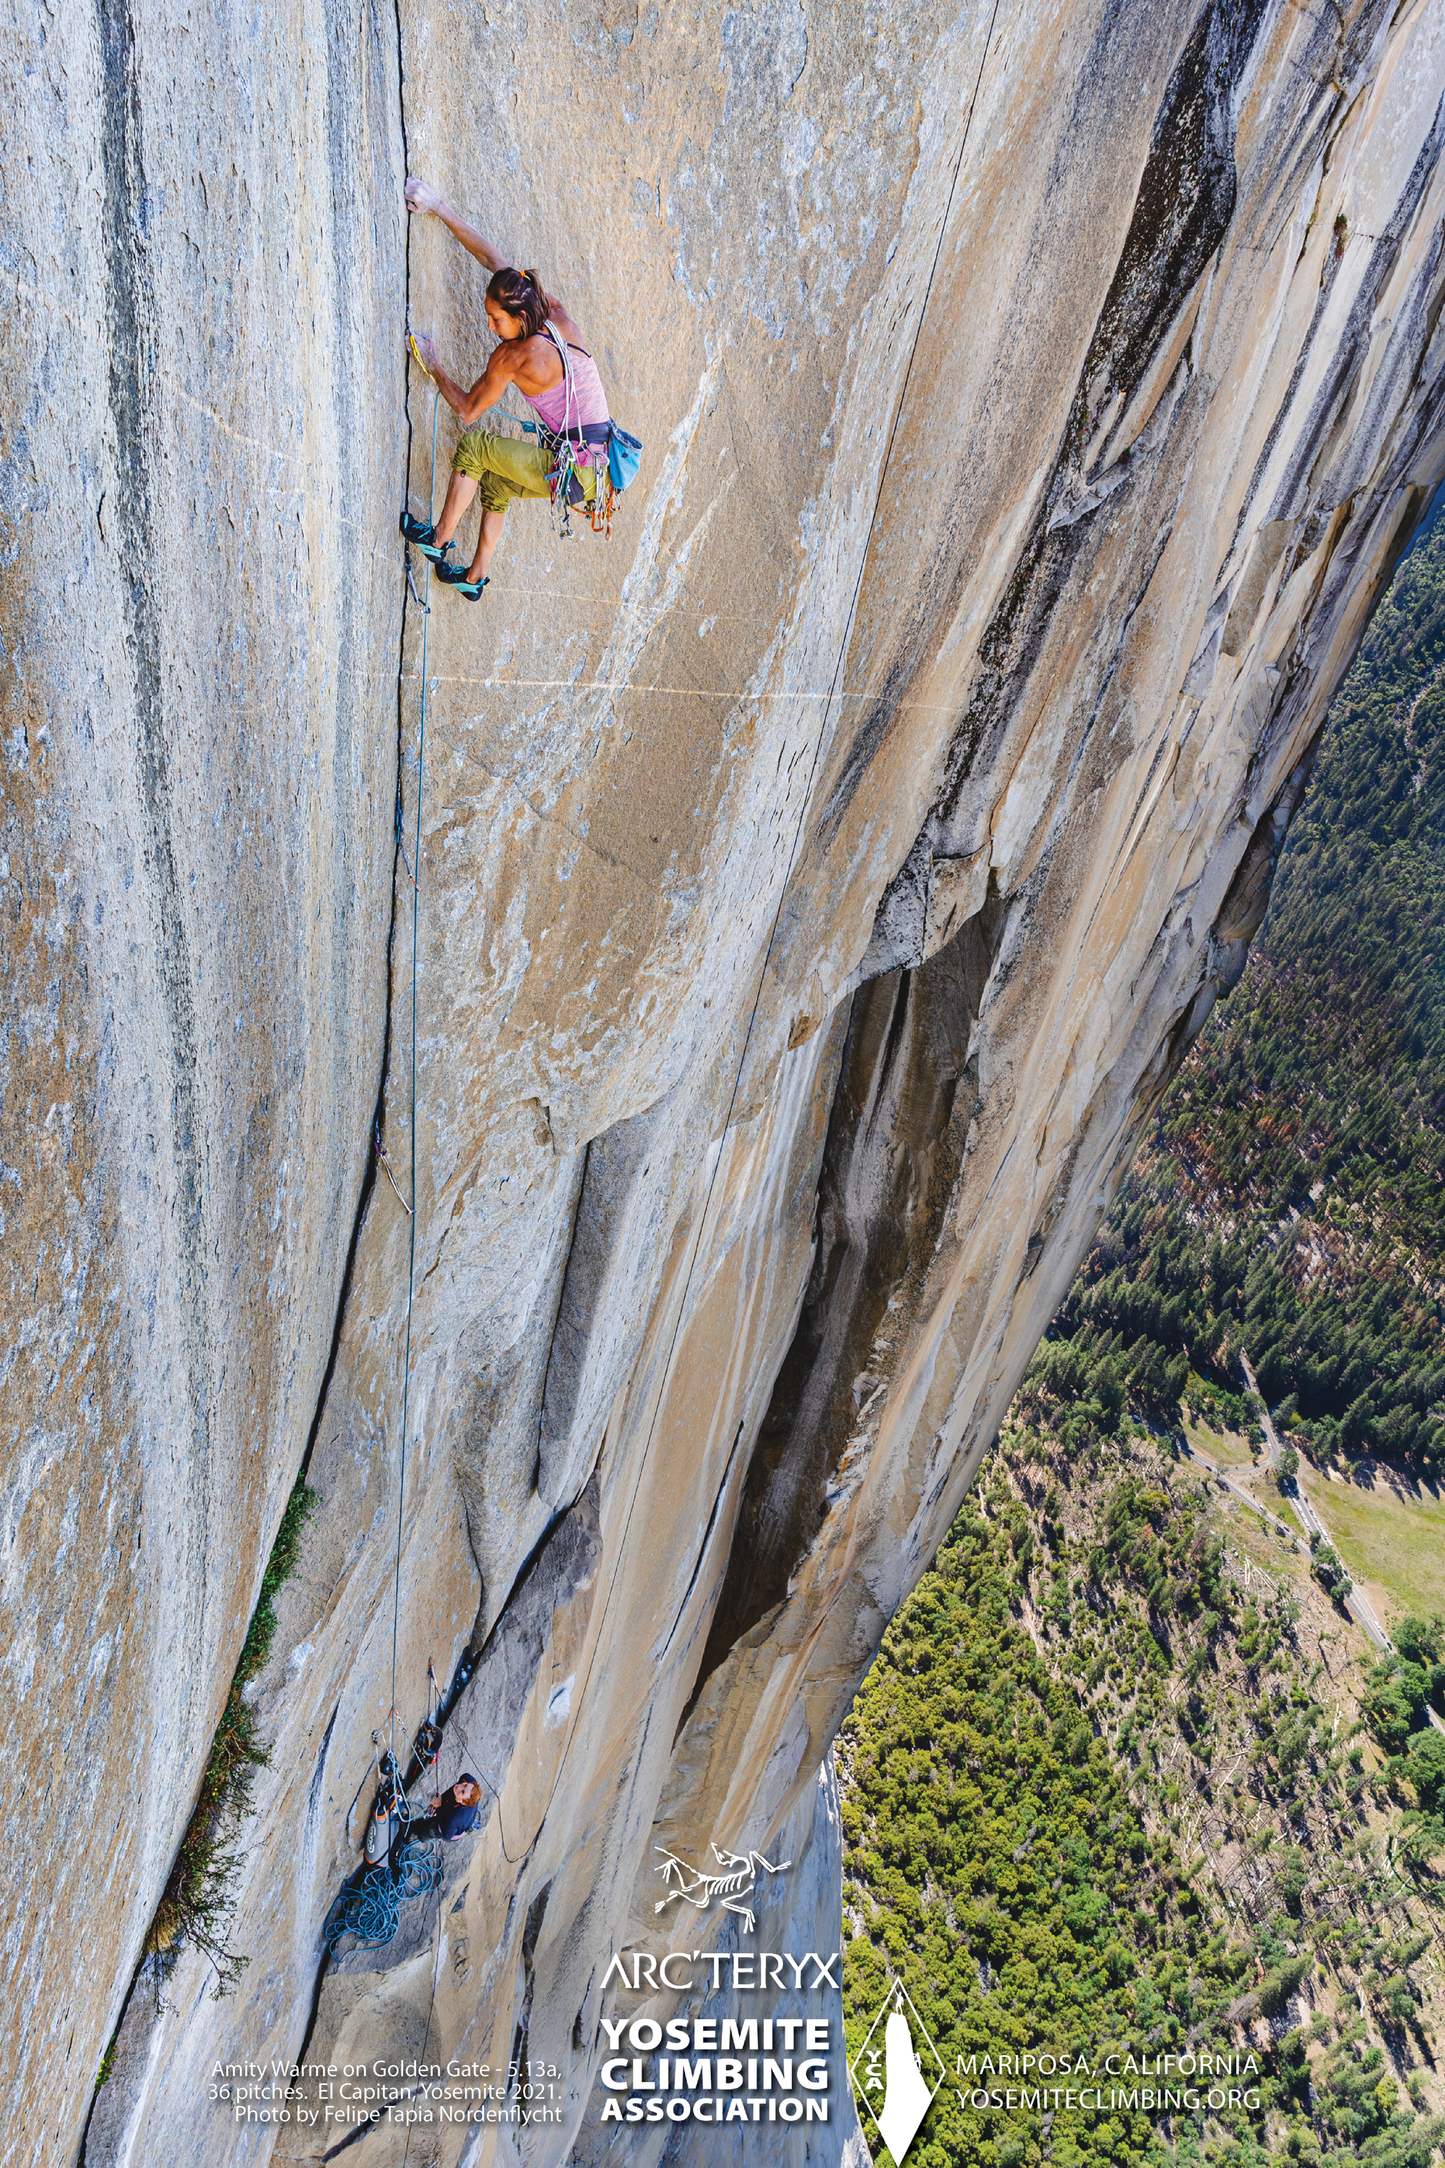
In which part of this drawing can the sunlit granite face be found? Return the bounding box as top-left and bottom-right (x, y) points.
(9, 2), (1445, 2164)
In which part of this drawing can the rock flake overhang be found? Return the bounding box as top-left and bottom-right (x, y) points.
(7, 0), (1445, 2164)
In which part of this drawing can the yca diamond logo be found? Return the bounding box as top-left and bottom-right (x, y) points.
(849, 1979), (945, 2164)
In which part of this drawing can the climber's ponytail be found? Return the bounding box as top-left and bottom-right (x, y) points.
(487, 264), (552, 338)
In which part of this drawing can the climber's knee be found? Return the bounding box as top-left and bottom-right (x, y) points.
(453, 428), (551, 515)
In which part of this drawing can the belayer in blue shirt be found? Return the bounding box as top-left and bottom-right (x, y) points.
(411, 1774), (484, 1843)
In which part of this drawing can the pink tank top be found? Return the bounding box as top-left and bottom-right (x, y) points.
(525, 329), (610, 455)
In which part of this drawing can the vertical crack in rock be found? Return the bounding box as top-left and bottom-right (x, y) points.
(297, 0), (439, 1517)
(656, 1421), (748, 1666)
(305, 1703), (341, 1838)
(509, 1880), (553, 2078)
(322, 0), (363, 1068)
(571, 1966), (598, 2053)
(1068, 0), (1268, 462)
(685, 891), (1005, 1717)
(259, 17), (413, 1511)
(936, 0), (1270, 823)
(96, 0), (214, 1672)
(448, 1476), (602, 1772)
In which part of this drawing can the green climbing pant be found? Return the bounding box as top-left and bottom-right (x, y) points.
(452, 428), (597, 515)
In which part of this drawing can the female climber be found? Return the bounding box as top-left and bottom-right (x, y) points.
(400, 177), (611, 600)
(407, 1773), (484, 1844)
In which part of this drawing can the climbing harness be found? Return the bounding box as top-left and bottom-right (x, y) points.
(520, 324), (643, 541)
(528, 326), (592, 540)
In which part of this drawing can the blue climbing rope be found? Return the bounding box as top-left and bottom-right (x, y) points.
(323, 1837), (443, 1955)
(389, 387), (440, 1748)
(323, 379), (441, 1967)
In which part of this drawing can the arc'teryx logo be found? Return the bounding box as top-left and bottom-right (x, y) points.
(652, 1844), (790, 1933)
(849, 1980), (945, 2164)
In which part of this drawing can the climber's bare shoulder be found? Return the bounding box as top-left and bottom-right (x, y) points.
(548, 295), (588, 349)
(508, 332), (565, 397)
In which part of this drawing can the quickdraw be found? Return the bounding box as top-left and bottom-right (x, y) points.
(415, 1661), (444, 1775)
(374, 1121), (412, 1214)
(590, 464), (617, 540)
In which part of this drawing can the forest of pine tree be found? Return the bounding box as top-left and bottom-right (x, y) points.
(841, 501), (1445, 2168)
(1060, 500), (1445, 1474)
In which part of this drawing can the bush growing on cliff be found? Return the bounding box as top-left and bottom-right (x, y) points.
(143, 1478), (316, 1993)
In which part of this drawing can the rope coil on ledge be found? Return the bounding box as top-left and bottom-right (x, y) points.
(323, 1836), (443, 1956)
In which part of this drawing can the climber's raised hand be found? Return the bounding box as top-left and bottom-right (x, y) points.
(405, 174), (443, 217)
(406, 183), (508, 276)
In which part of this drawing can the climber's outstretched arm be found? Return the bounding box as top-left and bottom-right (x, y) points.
(406, 176), (506, 273)
(411, 331), (521, 427)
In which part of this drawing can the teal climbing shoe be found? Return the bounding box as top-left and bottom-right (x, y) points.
(400, 511), (450, 563)
(435, 562), (487, 601)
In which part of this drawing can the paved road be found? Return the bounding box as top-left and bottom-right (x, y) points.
(1238, 1350), (1333, 1542)
(1186, 1369), (1395, 1658)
